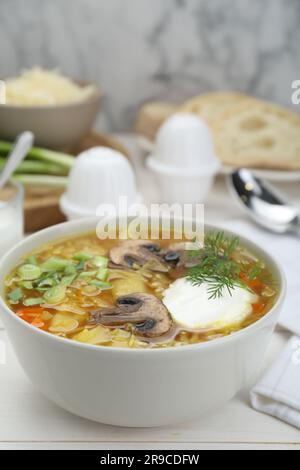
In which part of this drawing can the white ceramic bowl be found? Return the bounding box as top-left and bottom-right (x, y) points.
(0, 81), (102, 150)
(0, 217), (286, 427)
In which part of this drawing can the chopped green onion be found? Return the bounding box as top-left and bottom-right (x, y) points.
(96, 268), (109, 281)
(61, 274), (77, 286)
(76, 260), (86, 271)
(41, 257), (73, 272)
(35, 276), (60, 292)
(36, 287), (53, 293)
(25, 256), (38, 266)
(64, 265), (77, 275)
(89, 280), (113, 290)
(78, 271), (97, 279)
(37, 278), (56, 288)
(44, 285), (66, 304)
(8, 288), (23, 302)
(81, 285), (100, 296)
(20, 281), (33, 290)
(91, 256), (108, 269)
(73, 252), (94, 262)
(23, 298), (44, 307)
(18, 264), (42, 281)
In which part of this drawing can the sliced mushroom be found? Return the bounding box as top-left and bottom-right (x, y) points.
(109, 240), (168, 272)
(163, 242), (203, 268)
(89, 293), (172, 338)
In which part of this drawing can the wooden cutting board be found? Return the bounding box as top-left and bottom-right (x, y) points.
(24, 131), (129, 233)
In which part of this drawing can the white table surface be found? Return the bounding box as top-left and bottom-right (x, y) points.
(0, 135), (300, 450)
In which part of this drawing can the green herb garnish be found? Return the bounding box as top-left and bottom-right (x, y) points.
(186, 232), (261, 300)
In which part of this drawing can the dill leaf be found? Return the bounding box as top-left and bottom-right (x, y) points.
(185, 232), (261, 300)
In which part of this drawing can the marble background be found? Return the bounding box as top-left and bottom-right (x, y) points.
(1, 0), (300, 131)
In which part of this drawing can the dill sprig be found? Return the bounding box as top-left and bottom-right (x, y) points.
(186, 232), (261, 300)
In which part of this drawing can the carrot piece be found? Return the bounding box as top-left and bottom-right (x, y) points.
(239, 272), (263, 293)
(17, 307), (44, 316)
(247, 278), (263, 293)
(17, 310), (47, 330)
(252, 303), (265, 314)
(239, 272), (248, 283)
(31, 317), (45, 329)
(17, 307), (47, 329)
(18, 314), (34, 323)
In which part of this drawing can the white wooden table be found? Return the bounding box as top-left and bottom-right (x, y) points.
(0, 136), (300, 450)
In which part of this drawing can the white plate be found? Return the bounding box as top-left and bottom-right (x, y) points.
(137, 136), (300, 183)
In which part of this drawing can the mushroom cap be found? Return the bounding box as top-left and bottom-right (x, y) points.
(89, 293), (172, 338)
(163, 242), (203, 268)
(109, 240), (169, 272)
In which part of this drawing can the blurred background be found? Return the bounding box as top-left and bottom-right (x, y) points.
(1, 0), (300, 131)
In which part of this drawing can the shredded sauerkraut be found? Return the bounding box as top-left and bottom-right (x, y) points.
(5, 67), (97, 106)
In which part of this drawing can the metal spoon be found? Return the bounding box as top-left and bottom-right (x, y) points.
(229, 169), (300, 236)
(0, 131), (34, 189)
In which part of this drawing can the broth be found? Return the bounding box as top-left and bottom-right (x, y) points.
(4, 231), (278, 349)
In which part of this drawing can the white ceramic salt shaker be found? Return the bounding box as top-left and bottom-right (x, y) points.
(60, 147), (140, 220)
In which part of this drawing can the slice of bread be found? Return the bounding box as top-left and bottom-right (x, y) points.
(214, 101), (300, 170)
(134, 93), (300, 171)
(134, 93), (251, 141)
(134, 102), (178, 140)
(180, 92), (252, 126)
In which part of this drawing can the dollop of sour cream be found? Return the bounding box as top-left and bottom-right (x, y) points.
(163, 278), (258, 330)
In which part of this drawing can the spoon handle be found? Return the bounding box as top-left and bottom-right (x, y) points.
(0, 131), (34, 189)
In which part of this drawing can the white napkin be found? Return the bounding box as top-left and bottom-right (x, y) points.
(221, 218), (300, 429)
(251, 335), (300, 429)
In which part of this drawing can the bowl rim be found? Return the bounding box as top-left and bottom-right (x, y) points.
(0, 216), (287, 356)
(0, 79), (102, 111)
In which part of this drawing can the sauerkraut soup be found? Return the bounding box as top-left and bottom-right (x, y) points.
(5, 231), (278, 349)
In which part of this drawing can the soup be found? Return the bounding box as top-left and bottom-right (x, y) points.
(4, 231), (278, 349)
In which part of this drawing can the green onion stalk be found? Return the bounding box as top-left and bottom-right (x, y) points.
(12, 174), (68, 188)
(0, 157), (68, 175)
(0, 140), (74, 188)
